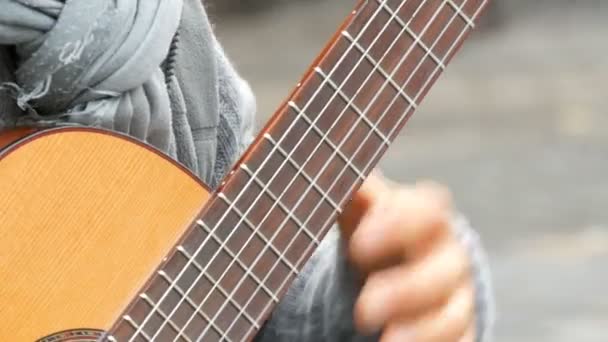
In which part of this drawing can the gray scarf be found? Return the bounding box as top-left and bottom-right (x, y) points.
(0, 0), (183, 153)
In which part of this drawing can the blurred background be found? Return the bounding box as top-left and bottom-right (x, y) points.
(207, 1), (607, 341)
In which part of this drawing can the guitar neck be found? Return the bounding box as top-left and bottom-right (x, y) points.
(109, 0), (490, 340)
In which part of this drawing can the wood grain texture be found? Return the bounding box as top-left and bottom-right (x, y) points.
(0, 128), (209, 341)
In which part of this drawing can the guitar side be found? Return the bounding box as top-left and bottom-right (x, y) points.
(0, 127), (210, 341)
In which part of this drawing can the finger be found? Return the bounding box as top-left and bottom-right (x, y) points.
(338, 170), (390, 239)
(414, 180), (453, 212)
(349, 184), (452, 272)
(459, 322), (476, 342)
(380, 284), (474, 342)
(354, 238), (470, 333)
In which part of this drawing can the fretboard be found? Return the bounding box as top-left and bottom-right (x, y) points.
(109, 0), (490, 340)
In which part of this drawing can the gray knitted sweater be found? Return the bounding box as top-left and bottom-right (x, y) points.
(0, 0), (494, 341)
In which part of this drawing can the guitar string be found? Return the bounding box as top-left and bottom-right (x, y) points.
(133, 0), (482, 340)
(166, 0), (426, 340)
(241, 1), (488, 338)
(183, 0), (437, 340)
(172, 0), (428, 340)
(109, 1), (485, 336)
(187, 0), (477, 339)
(129, 1), (393, 340)
(136, 0), (479, 340)
(150, 0), (478, 340)
(211, 0), (455, 338)
(200, 3), (476, 340)
(225, 0), (483, 338)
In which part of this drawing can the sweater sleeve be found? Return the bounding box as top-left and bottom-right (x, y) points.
(255, 218), (495, 342)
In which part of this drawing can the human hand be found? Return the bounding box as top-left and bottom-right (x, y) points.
(338, 172), (475, 342)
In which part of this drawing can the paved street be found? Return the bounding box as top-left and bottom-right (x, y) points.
(212, 1), (608, 341)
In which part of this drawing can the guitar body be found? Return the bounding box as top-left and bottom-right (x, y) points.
(0, 1), (491, 340)
(0, 128), (210, 341)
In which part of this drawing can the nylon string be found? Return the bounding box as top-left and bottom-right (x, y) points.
(243, 1), (489, 338)
(185, 0), (457, 339)
(197, 0), (455, 339)
(187, 0), (435, 339)
(128, 1), (394, 340)
(226, 0), (480, 338)
(130, 0), (483, 340)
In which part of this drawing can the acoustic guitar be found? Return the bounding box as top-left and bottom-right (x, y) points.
(0, 0), (490, 341)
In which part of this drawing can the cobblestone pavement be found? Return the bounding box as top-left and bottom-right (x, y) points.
(212, 2), (608, 341)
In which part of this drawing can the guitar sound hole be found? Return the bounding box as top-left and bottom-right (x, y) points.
(38, 329), (106, 342)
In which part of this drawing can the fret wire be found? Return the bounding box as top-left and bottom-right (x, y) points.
(233, 0), (470, 340)
(192, 80), (400, 339)
(313, 66), (392, 146)
(340, 30), (418, 111)
(151, 188), (289, 341)
(123, 315), (152, 342)
(176, 245), (275, 315)
(202, 196), (302, 275)
(326, 0), (487, 231)
(139, 293), (193, 342)
(377, 0), (447, 69)
(169, 240), (266, 342)
(257, 0), (429, 201)
(153, 189), (285, 341)
(192, 8), (410, 336)
(156, 270), (231, 342)
(199, 174), (327, 338)
(219, 7), (434, 334)
(175, 246), (261, 327)
(161, 5), (405, 338)
(131, 1), (412, 339)
(129, 1), (468, 340)
(248, 0), (446, 273)
(224, 0), (431, 250)
(262, 132), (349, 211)
(200, 182), (314, 301)
(239, 163), (322, 244)
(218, 73), (410, 336)
(245, 0), (486, 338)
(446, 0), (476, 28)
(183, 5), (395, 331)
(170, 161), (317, 341)
(226, 0), (438, 320)
(195, 219), (292, 294)
(232, 0), (438, 337)
(192, 223), (285, 298)
(220, 158), (345, 337)
(180, 189), (315, 342)
(240, 0), (490, 338)
(246, 0), (479, 334)
(283, 105), (367, 181)
(319, 0), (475, 221)
(293, 0), (450, 212)
(148, 265), (226, 342)
(175, 3), (422, 339)
(124, 0), (383, 333)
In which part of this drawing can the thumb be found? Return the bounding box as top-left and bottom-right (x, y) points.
(338, 170), (390, 240)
